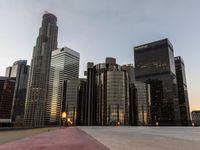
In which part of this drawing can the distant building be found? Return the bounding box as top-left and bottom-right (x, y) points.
(175, 56), (191, 125)
(85, 57), (130, 126)
(134, 81), (151, 126)
(145, 79), (163, 126)
(5, 60), (29, 126)
(5, 67), (12, 78)
(46, 47), (80, 125)
(134, 39), (181, 126)
(122, 65), (137, 125)
(85, 62), (96, 125)
(24, 13), (58, 127)
(0, 77), (15, 127)
(191, 111), (200, 126)
(129, 83), (137, 125)
(77, 80), (87, 125)
(64, 78), (86, 126)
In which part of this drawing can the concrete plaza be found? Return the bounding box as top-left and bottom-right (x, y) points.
(80, 126), (200, 150)
(0, 126), (200, 150)
(0, 127), (108, 150)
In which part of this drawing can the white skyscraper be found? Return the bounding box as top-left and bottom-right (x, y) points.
(46, 47), (80, 125)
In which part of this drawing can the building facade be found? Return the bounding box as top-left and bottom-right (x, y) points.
(134, 39), (181, 126)
(134, 81), (151, 126)
(86, 57), (130, 126)
(0, 77), (15, 127)
(122, 64), (135, 83)
(24, 13), (58, 127)
(5, 67), (12, 78)
(175, 56), (191, 125)
(5, 60), (29, 126)
(46, 47), (80, 125)
(191, 111), (200, 126)
(85, 62), (96, 125)
(64, 78), (86, 126)
(145, 79), (163, 126)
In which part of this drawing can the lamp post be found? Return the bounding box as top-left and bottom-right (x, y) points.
(156, 122), (159, 126)
(192, 122), (195, 127)
(61, 112), (67, 127)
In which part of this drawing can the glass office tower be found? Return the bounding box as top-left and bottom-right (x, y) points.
(5, 60), (29, 126)
(64, 78), (86, 126)
(46, 47), (80, 125)
(85, 62), (96, 125)
(145, 79), (163, 126)
(134, 81), (151, 126)
(175, 56), (191, 125)
(24, 12), (58, 127)
(134, 39), (181, 126)
(86, 57), (130, 126)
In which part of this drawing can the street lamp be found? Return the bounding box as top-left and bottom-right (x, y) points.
(61, 112), (67, 127)
(117, 121), (120, 126)
(156, 122), (159, 126)
(62, 112), (67, 119)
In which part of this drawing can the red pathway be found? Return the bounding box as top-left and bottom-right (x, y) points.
(0, 127), (109, 150)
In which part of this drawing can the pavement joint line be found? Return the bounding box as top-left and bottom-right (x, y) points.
(77, 127), (110, 150)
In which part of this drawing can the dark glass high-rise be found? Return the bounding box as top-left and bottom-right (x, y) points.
(85, 58), (130, 126)
(5, 60), (30, 126)
(134, 39), (181, 126)
(175, 56), (191, 125)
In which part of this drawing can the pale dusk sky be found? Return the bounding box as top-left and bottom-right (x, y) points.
(0, 0), (199, 111)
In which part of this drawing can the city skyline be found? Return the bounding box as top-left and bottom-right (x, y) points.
(0, 0), (200, 112)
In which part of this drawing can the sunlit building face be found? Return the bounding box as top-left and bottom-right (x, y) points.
(46, 47), (79, 125)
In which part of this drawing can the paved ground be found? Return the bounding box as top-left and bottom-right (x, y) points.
(79, 126), (200, 150)
(0, 127), (57, 144)
(1, 127), (200, 150)
(0, 127), (109, 150)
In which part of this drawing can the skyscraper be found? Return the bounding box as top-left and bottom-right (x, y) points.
(145, 79), (163, 126)
(175, 56), (191, 125)
(64, 78), (86, 126)
(122, 64), (136, 125)
(24, 12), (58, 127)
(134, 39), (181, 126)
(85, 62), (96, 125)
(46, 47), (80, 125)
(5, 60), (29, 126)
(86, 57), (130, 126)
(134, 81), (151, 126)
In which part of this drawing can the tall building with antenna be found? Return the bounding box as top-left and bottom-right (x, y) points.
(24, 12), (58, 127)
